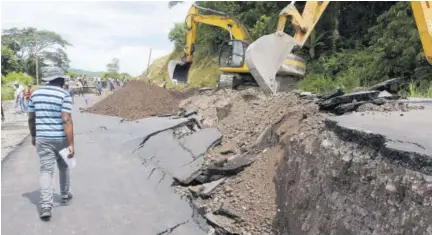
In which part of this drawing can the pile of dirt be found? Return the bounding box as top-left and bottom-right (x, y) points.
(87, 80), (197, 120)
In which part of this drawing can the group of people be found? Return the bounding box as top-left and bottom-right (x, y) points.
(13, 82), (33, 114)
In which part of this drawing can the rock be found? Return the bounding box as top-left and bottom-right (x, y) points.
(334, 101), (366, 115)
(200, 178), (227, 198)
(216, 103), (232, 121)
(372, 98), (386, 105)
(204, 213), (239, 235)
(189, 185), (204, 197)
(216, 204), (244, 222)
(321, 139), (333, 148)
(385, 182), (397, 193)
(219, 143), (236, 155)
(254, 125), (278, 150)
(369, 77), (402, 91)
(206, 153), (259, 176)
(319, 91), (379, 110)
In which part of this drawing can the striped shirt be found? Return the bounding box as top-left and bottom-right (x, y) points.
(28, 85), (73, 139)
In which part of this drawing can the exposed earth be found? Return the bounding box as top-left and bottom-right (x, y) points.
(83, 81), (432, 234)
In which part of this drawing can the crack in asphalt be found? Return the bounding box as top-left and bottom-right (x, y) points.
(155, 220), (189, 235)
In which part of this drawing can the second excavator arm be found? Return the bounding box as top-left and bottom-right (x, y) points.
(277, 1), (431, 64)
(276, 1), (329, 48)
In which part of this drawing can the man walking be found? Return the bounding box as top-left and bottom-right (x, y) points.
(27, 67), (75, 220)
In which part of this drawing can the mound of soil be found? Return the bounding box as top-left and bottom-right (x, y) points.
(87, 80), (196, 120)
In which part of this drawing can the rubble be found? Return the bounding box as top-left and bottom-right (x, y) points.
(86, 78), (431, 234)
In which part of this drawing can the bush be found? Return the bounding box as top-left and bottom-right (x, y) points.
(1, 86), (15, 100)
(2, 72), (34, 86)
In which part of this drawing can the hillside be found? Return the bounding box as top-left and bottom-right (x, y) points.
(69, 68), (105, 77)
(145, 50), (220, 89)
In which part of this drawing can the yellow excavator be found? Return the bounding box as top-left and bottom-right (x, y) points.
(247, 1), (432, 94)
(168, 4), (308, 90)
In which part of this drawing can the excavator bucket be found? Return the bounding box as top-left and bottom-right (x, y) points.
(167, 60), (192, 84)
(245, 32), (299, 95)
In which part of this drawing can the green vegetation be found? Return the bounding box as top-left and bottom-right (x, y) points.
(68, 69), (105, 77)
(148, 1), (431, 96)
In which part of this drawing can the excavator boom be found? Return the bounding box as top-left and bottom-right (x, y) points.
(168, 4), (252, 84)
(411, 1), (432, 64)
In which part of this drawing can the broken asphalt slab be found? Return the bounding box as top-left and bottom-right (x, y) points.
(1, 97), (209, 235)
(132, 127), (222, 185)
(319, 90), (380, 110)
(326, 108), (432, 174)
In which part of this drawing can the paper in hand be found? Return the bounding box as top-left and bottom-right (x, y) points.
(59, 148), (76, 168)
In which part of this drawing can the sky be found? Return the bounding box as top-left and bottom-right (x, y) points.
(1, 1), (192, 76)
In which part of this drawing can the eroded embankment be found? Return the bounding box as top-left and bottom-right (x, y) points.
(273, 128), (432, 235)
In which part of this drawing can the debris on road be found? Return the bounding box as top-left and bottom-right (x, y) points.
(87, 80), (198, 120)
(315, 78), (423, 115)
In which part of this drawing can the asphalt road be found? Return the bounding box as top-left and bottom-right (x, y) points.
(1, 96), (207, 235)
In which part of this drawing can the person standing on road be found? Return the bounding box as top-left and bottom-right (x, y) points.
(14, 83), (24, 113)
(2, 103), (5, 122)
(27, 67), (75, 220)
(96, 81), (102, 96)
(76, 79), (84, 96)
(24, 85), (33, 112)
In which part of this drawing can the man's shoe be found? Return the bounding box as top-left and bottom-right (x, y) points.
(39, 207), (52, 220)
(61, 192), (73, 205)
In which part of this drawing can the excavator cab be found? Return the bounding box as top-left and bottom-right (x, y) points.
(219, 40), (249, 69)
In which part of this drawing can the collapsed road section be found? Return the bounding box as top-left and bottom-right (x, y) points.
(79, 79), (432, 234)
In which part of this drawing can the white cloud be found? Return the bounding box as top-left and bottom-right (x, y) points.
(1, 1), (192, 76)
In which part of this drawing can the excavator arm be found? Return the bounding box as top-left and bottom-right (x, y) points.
(276, 1), (329, 48)
(168, 4), (252, 83)
(411, 1), (432, 64)
(182, 4), (252, 63)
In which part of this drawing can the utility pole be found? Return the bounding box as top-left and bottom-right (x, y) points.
(35, 38), (39, 85)
(146, 48), (152, 77)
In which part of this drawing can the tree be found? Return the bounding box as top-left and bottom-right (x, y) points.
(168, 23), (186, 51)
(2, 27), (71, 60)
(1, 27), (72, 79)
(1, 45), (20, 76)
(106, 58), (120, 78)
(42, 48), (70, 72)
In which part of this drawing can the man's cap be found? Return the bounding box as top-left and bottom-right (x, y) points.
(42, 67), (70, 82)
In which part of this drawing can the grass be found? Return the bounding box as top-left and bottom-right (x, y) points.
(298, 72), (360, 94)
(408, 81), (432, 98)
(145, 48), (220, 90)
